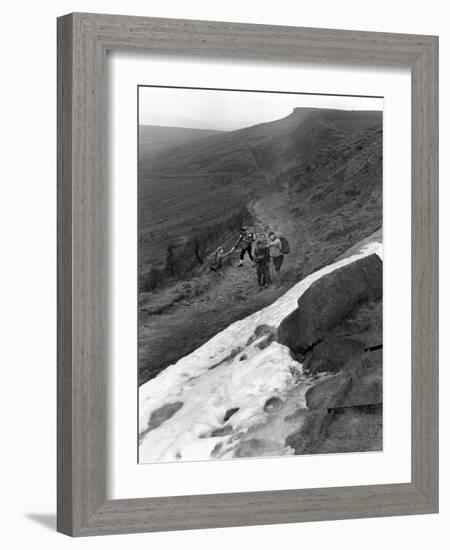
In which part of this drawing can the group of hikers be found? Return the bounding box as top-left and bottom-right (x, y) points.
(209, 226), (289, 289)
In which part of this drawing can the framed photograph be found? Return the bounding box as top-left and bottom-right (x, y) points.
(57, 13), (438, 536)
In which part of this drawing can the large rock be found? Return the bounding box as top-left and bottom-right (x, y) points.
(278, 253), (382, 353)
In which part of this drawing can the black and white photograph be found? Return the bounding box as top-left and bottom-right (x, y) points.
(138, 85), (383, 464)
(1, 0), (443, 543)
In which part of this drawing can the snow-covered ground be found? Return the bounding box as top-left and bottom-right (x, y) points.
(139, 234), (383, 463)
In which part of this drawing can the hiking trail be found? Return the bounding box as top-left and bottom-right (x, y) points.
(139, 189), (303, 384)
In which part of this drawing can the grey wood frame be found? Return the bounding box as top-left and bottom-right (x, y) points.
(57, 12), (439, 537)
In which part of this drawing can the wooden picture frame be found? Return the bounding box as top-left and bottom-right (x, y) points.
(57, 12), (438, 536)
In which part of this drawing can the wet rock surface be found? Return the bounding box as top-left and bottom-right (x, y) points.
(264, 396), (284, 412)
(210, 425), (234, 437)
(147, 402), (183, 430)
(139, 401), (183, 443)
(305, 373), (353, 410)
(303, 337), (366, 375)
(224, 407), (240, 422)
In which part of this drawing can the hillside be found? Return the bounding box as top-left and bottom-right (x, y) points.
(138, 107), (382, 384)
(139, 109), (381, 269)
(139, 125), (224, 159)
(142, 108), (380, 177)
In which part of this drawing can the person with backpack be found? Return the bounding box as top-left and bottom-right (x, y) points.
(236, 226), (255, 267)
(208, 245), (235, 272)
(253, 235), (271, 288)
(268, 231), (285, 278)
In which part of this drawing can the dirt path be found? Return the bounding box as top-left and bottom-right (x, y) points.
(193, 190), (300, 306)
(250, 191), (297, 238)
(242, 145), (272, 187)
(250, 191), (311, 267)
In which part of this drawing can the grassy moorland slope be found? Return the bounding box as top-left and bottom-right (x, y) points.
(138, 108), (382, 384)
(139, 125), (224, 159)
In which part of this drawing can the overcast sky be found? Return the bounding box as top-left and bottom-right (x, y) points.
(139, 86), (383, 131)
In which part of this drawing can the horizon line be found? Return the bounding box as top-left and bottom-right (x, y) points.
(139, 106), (383, 133)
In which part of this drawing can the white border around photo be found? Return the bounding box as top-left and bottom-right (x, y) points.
(107, 51), (411, 499)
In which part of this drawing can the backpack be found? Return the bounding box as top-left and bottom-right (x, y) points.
(279, 236), (290, 254)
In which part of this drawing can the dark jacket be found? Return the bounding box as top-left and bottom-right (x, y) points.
(254, 241), (270, 265)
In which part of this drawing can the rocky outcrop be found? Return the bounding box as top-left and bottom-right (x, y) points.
(302, 336), (366, 375)
(281, 255), (383, 456)
(313, 349), (383, 454)
(285, 350), (382, 454)
(278, 253), (382, 353)
(305, 372), (353, 410)
(139, 401), (183, 444)
(223, 407), (240, 422)
(341, 349), (382, 406)
(285, 373), (352, 454)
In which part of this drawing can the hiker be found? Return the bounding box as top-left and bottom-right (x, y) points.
(254, 235), (271, 288)
(268, 231), (284, 279)
(208, 245), (235, 272)
(236, 226), (255, 267)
